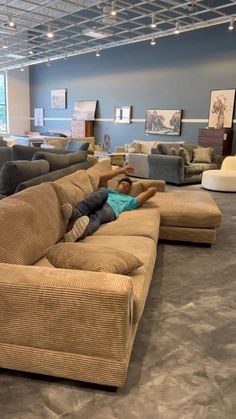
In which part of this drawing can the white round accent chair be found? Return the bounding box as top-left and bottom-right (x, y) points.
(202, 156), (236, 192)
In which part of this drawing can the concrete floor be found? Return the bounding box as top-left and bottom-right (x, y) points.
(0, 185), (235, 419)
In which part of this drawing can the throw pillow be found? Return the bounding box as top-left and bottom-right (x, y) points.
(32, 151), (87, 171)
(192, 147), (213, 164)
(179, 147), (190, 165)
(182, 143), (197, 162)
(132, 142), (142, 153)
(46, 243), (143, 274)
(0, 160), (50, 195)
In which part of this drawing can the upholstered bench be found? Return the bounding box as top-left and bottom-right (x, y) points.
(148, 190), (222, 244)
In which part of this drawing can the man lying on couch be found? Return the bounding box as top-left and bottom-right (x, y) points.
(62, 165), (157, 242)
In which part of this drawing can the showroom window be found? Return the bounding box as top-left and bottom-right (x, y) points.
(0, 73), (7, 133)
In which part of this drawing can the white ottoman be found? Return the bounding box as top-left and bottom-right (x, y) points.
(202, 170), (236, 192)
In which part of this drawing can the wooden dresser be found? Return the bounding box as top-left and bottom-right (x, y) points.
(198, 128), (233, 156)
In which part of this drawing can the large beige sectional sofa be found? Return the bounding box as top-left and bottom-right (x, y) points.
(0, 160), (222, 387)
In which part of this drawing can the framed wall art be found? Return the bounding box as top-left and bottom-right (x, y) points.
(145, 109), (182, 135)
(208, 89), (235, 129)
(114, 105), (132, 124)
(72, 100), (97, 120)
(51, 88), (67, 109)
(34, 108), (44, 127)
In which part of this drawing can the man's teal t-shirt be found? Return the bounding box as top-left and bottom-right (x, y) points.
(107, 188), (140, 217)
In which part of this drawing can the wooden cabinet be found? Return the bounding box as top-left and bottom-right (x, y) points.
(71, 120), (94, 137)
(198, 128), (233, 156)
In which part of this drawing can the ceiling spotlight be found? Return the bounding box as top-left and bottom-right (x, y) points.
(47, 58), (51, 67)
(150, 35), (156, 46)
(46, 25), (54, 39)
(229, 17), (234, 31)
(7, 15), (16, 28)
(96, 47), (100, 57)
(111, 1), (117, 16)
(5, 68), (8, 74)
(174, 21), (180, 34)
(20, 65), (24, 72)
(64, 52), (68, 60)
(150, 13), (157, 29)
(29, 49), (34, 55)
(2, 41), (8, 49)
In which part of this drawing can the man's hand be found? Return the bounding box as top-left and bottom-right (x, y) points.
(120, 165), (134, 175)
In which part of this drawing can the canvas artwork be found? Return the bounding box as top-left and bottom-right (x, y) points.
(145, 109), (182, 135)
(34, 108), (44, 127)
(114, 106), (132, 124)
(51, 89), (67, 109)
(73, 100), (97, 120)
(208, 89), (235, 129)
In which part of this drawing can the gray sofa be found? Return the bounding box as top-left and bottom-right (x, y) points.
(0, 145), (95, 196)
(128, 142), (219, 185)
(148, 143), (219, 185)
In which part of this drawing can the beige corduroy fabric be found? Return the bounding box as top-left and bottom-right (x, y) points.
(87, 159), (113, 190)
(93, 207), (160, 242)
(53, 170), (93, 205)
(0, 264), (133, 361)
(154, 191), (222, 229)
(160, 226), (216, 244)
(82, 235), (157, 323)
(46, 242), (143, 274)
(0, 183), (65, 265)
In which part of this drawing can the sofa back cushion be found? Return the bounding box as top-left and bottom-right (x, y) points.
(65, 140), (90, 152)
(0, 160), (50, 195)
(86, 159), (112, 190)
(0, 147), (11, 169)
(32, 150), (87, 171)
(0, 183), (65, 265)
(12, 144), (37, 161)
(53, 169), (93, 205)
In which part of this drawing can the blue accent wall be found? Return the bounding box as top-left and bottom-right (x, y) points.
(30, 24), (236, 152)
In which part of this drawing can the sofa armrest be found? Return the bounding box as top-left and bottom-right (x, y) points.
(0, 264), (133, 361)
(148, 154), (184, 184)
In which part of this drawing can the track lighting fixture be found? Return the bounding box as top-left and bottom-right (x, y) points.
(150, 35), (156, 46)
(46, 25), (54, 39)
(28, 49), (34, 55)
(7, 15), (16, 29)
(20, 65), (24, 72)
(229, 17), (234, 31)
(96, 47), (100, 57)
(150, 13), (157, 29)
(47, 58), (51, 67)
(111, 1), (117, 16)
(64, 52), (68, 60)
(174, 22), (180, 34)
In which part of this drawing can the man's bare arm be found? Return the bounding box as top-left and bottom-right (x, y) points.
(99, 165), (134, 187)
(136, 187), (157, 205)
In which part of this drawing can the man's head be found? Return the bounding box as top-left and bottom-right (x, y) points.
(117, 177), (132, 195)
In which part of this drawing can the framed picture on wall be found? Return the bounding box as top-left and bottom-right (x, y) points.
(51, 88), (67, 109)
(34, 108), (44, 127)
(114, 106), (132, 124)
(208, 89), (235, 129)
(145, 109), (182, 135)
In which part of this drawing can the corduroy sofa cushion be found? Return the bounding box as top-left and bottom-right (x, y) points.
(46, 243), (143, 274)
(154, 191), (222, 229)
(0, 183), (65, 265)
(32, 151), (87, 171)
(53, 170), (93, 205)
(0, 160), (50, 195)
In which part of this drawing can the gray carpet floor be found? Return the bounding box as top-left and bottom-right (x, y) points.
(0, 185), (236, 419)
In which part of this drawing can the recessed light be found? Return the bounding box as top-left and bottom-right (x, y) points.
(229, 17), (234, 31)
